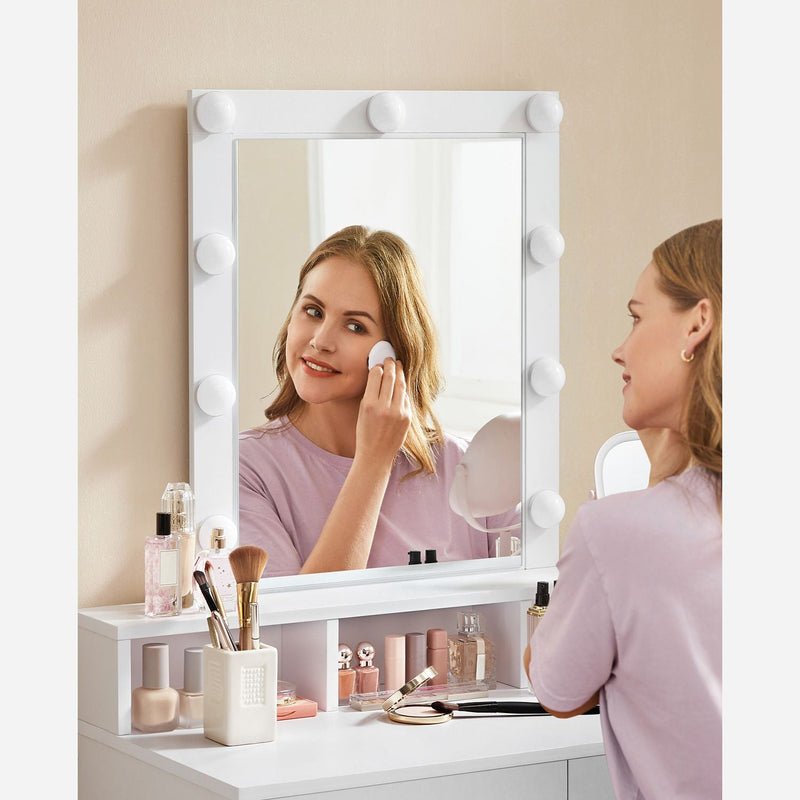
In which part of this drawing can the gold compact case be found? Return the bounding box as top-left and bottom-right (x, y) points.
(382, 666), (453, 725)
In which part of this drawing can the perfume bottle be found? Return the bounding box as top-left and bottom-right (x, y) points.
(161, 482), (196, 610)
(178, 647), (204, 728)
(132, 642), (179, 732)
(193, 527), (236, 615)
(144, 511), (181, 617)
(527, 581), (550, 642)
(337, 644), (356, 700)
(354, 642), (380, 693)
(448, 610), (496, 688)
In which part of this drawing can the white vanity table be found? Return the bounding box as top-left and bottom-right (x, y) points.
(78, 90), (615, 798)
(78, 570), (613, 800)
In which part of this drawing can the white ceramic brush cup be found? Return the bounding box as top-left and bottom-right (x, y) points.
(203, 643), (277, 746)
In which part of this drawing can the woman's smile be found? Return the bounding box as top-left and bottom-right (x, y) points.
(301, 356), (340, 376)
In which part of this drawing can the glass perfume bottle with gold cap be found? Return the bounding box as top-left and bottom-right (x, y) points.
(448, 610), (496, 688)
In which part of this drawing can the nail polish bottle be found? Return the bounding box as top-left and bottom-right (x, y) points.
(354, 642), (380, 693)
(448, 610), (497, 688)
(408, 550), (422, 565)
(161, 482), (196, 610)
(405, 632), (426, 682)
(527, 581), (551, 642)
(178, 647), (204, 728)
(132, 642), (179, 733)
(144, 512), (181, 617)
(338, 644), (356, 700)
(384, 634), (406, 692)
(424, 549), (437, 563)
(426, 628), (448, 685)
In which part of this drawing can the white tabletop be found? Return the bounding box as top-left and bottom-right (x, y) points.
(79, 690), (604, 800)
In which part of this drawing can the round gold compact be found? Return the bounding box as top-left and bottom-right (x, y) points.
(382, 666), (453, 725)
(387, 703), (452, 725)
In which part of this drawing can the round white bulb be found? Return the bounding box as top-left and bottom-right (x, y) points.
(527, 225), (565, 266)
(367, 92), (406, 133)
(194, 91), (236, 133)
(197, 515), (238, 550)
(195, 233), (236, 275)
(527, 490), (566, 529)
(525, 93), (564, 132)
(529, 357), (566, 396)
(196, 375), (236, 417)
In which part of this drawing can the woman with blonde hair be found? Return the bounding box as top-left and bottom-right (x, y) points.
(239, 225), (518, 577)
(525, 219), (722, 799)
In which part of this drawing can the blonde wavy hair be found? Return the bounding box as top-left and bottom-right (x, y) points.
(264, 225), (445, 477)
(651, 219), (722, 500)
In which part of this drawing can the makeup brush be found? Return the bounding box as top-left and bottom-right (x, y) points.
(430, 700), (600, 716)
(204, 559), (226, 621)
(228, 545), (268, 650)
(193, 569), (237, 650)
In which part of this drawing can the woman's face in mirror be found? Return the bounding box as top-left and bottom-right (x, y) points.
(286, 256), (387, 407)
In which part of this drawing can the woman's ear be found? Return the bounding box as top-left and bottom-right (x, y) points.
(685, 298), (714, 353)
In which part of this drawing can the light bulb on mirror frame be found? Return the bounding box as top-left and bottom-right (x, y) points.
(195, 374), (236, 417)
(527, 489), (565, 529)
(194, 91), (236, 133)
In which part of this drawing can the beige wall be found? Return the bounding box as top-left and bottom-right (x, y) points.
(78, 0), (720, 608)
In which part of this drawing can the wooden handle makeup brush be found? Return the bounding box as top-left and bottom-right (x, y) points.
(228, 545), (268, 650)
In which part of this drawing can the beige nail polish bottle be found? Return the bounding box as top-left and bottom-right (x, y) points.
(132, 642), (180, 733)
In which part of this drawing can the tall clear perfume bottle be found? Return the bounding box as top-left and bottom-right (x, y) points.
(193, 527), (236, 615)
(448, 610), (496, 688)
(161, 482), (196, 610)
(144, 512), (181, 617)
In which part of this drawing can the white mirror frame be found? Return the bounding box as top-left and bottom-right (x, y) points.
(188, 89), (563, 594)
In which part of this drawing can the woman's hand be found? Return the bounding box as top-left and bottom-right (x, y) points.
(354, 358), (412, 468)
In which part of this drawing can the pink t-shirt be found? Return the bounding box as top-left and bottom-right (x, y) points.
(238, 419), (519, 577)
(530, 466), (721, 800)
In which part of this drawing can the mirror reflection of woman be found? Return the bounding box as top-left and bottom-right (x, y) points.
(239, 225), (519, 577)
(525, 219), (722, 799)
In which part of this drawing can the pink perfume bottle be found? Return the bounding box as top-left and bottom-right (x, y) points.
(193, 527), (236, 615)
(145, 512), (181, 617)
(354, 642), (380, 693)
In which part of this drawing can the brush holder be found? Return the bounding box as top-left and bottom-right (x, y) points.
(203, 643), (277, 746)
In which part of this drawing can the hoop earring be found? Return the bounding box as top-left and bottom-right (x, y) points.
(681, 349), (694, 363)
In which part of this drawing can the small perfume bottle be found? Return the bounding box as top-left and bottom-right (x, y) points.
(193, 527), (236, 615)
(337, 644), (356, 700)
(144, 512), (181, 617)
(354, 642), (380, 693)
(527, 581), (551, 642)
(161, 482), (196, 610)
(178, 647), (204, 728)
(448, 610), (496, 688)
(132, 642), (179, 732)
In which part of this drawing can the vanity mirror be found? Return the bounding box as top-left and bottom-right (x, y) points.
(188, 90), (565, 592)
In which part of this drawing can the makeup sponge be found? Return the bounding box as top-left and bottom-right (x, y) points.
(367, 340), (396, 369)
